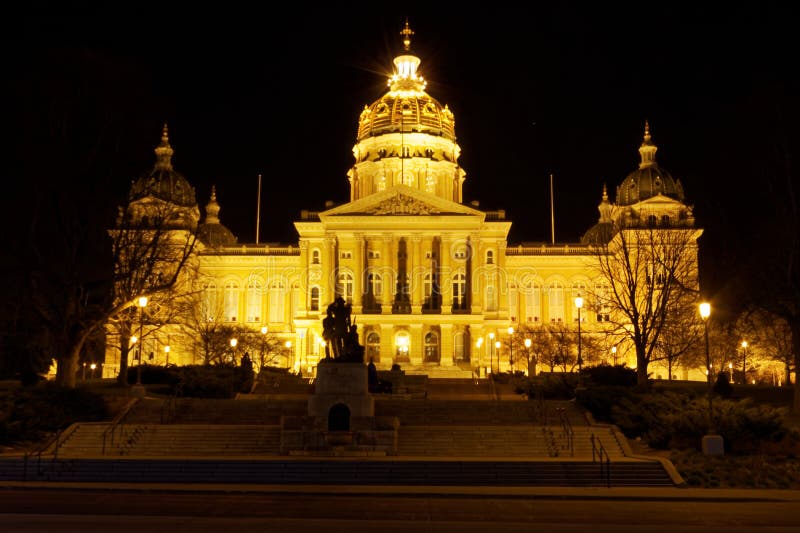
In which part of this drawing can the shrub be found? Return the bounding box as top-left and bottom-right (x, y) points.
(126, 364), (181, 385)
(713, 371), (733, 398)
(583, 364), (637, 387)
(576, 386), (635, 422)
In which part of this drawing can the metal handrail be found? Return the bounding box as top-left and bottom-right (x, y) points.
(557, 407), (574, 456)
(101, 397), (139, 455)
(23, 427), (63, 481)
(590, 433), (612, 487)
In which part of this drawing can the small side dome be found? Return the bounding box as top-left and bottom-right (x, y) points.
(197, 186), (237, 247)
(128, 124), (197, 207)
(615, 122), (685, 206)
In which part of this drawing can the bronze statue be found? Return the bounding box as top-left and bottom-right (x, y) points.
(322, 296), (363, 362)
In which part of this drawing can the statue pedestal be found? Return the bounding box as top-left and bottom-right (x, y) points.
(308, 360), (374, 418)
(281, 359), (399, 455)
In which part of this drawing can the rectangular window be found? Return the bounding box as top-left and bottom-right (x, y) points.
(340, 251), (352, 259)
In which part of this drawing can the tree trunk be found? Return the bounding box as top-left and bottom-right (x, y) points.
(117, 341), (131, 386)
(668, 358), (673, 381)
(636, 344), (649, 386)
(55, 352), (78, 388)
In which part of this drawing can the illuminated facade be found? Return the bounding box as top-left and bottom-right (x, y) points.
(104, 24), (702, 380)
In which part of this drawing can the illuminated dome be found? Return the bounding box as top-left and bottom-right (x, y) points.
(615, 122), (685, 207)
(198, 186), (237, 247)
(348, 21), (466, 203)
(129, 124), (197, 208)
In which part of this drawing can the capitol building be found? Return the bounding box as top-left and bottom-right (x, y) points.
(105, 24), (701, 381)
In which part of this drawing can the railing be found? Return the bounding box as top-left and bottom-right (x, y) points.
(506, 243), (594, 256)
(101, 397), (140, 455)
(203, 244), (300, 256)
(591, 433), (612, 487)
(160, 395), (178, 424)
(23, 428), (63, 481)
(556, 407), (574, 456)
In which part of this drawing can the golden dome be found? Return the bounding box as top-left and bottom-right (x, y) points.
(356, 20), (455, 142)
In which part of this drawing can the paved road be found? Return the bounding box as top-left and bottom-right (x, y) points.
(2, 485), (800, 532)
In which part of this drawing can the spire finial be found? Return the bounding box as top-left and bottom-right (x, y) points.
(210, 185), (217, 201)
(154, 122), (174, 170)
(602, 183), (609, 202)
(401, 18), (414, 51)
(638, 121), (658, 168)
(205, 185), (220, 224)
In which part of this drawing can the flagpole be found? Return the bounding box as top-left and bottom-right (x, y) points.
(550, 173), (555, 245)
(256, 173), (262, 244)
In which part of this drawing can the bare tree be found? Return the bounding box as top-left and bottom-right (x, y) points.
(739, 308), (794, 386)
(652, 300), (703, 380)
(591, 226), (701, 386)
(106, 198), (198, 386)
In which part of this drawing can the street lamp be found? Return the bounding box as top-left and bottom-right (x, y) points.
(507, 326), (515, 373)
(90, 362), (97, 379)
(299, 330), (306, 375)
(494, 341), (501, 375)
(611, 346), (617, 366)
(698, 301), (724, 454)
(136, 296), (148, 386)
(164, 344), (170, 366)
(260, 326), (268, 370)
(741, 340), (748, 385)
(575, 295), (584, 387)
(728, 362), (733, 383)
(230, 337), (238, 363)
(524, 338), (533, 376)
(476, 337), (484, 376)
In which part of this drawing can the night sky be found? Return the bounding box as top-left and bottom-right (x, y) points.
(7, 4), (798, 300)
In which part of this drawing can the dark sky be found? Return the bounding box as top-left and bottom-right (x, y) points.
(7, 4), (798, 297)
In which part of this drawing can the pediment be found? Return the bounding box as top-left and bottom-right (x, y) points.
(321, 185), (484, 217)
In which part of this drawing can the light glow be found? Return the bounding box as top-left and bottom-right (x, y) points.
(138, 296), (148, 308)
(699, 302), (711, 319)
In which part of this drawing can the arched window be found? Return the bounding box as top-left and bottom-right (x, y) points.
(368, 272), (383, 297)
(647, 214), (657, 227)
(525, 283), (541, 323)
(246, 279), (261, 323)
(311, 249), (320, 265)
(661, 215), (670, 227)
(268, 281), (285, 323)
(424, 331), (439, 362)
(291, 283), (301, 318)
(452, 273), (466, 308)
(336, 271), (354, 303)
(508, 285), (518, 322)
(202, 282), (217, 321)
(548, 282), (564, 323)
(486, 250), (494, 265)
(310, 286), (320, 311)
(366, 332), (380, 363)
(485, 285), (497, 312)
(224, 281), (239, 322)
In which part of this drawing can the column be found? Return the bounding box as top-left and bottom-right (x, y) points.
(471, 233), (483, 313)
(352, 233), (364, 313)
(380, 323), (394, 368)
(440, 323), (454, 367)
(410, 324), (423, 366)
(497, 240), (508, 316)
(381, 234), (393, 312)
(440, 234), (452, 314)
(298, 241), (309, 316)
(411, 234), (422, 313)
(321, 236), (335, 307)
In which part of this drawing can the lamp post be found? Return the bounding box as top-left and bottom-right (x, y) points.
(611, 346), (617, 366)
(230, 337), (238, 363)
(164, 344), (170, 366)
(299, 330), (306, 375)
(507, 326), (515, 373)
(524, 338), (533, 376)
(698, 301), (723, 453)
(260, 326), (268, 370)
(741, 340), (748, 385)
(90, 362), (97, 379)
(575, 295), (584, 387)
(494, 341), (501, 375)
(488, 332), (495, 375)
(476, 337), (484, 376)
(136, 296), (148, 386)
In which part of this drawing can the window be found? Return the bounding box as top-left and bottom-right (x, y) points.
(454, 331), (466, 362)
(340, 251), (352, 259)
(268, 281), (285, 323)
(311, 249), (320, 265)
(368, 272), (383, 297)
(336, 271), (354, 303)
(202, 282), (217, 321)
(486, 250), (494, 265)
(454, 249), (467, 259)
(224, 281), (239, 322)
(508, 285), (517, 322)
(425, 174), (436, 194)
(368, 250), (381, 259)
(595, 283), (610, 322)
(525, 283), (541, 323)
(246, 280), (261, 322)
(424, 331), (439, 362)
(425, 251), (433, 259)
(485, 285), (497, 312)
(452, 273), (466, 308)
(661, 215), (670, 227)
(366, 332), (380, 363)
(423, 273), (433, 299)
(647, 214), (657, 227)
(548, 282), (564, 323)
(310, 286), (320, 311)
